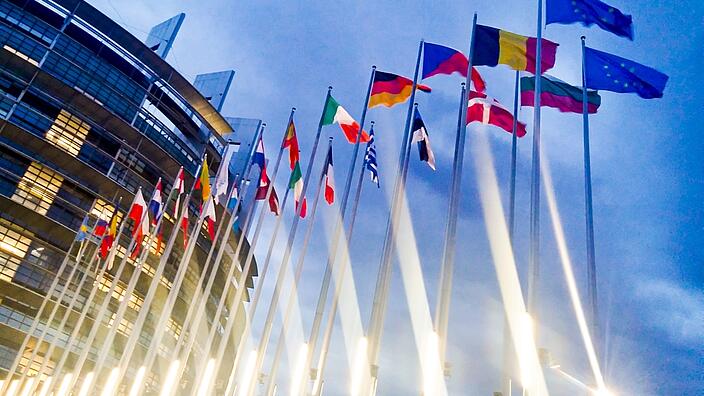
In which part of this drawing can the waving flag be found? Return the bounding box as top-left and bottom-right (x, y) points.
(369, 71), (431, 108)
(180, 201), (189, 248)
(321, 94), (370, 144)
(411, 109), (436, 170)
(202, 197), (216, 240)
(283, 120), (300, 169)
(474, 24), (559, 74)
(128, 189), (150, 259)
(422, 42), (486, 92)
(547, 0), (633, 40)
(467, 91), (527, 137)
(94, 218), (108, 237)
(364, 128), (380, 188)
(148, 178), (163, 225)
(76, 215), (89, 242)
(521, 74), (601, 113)
(172, 166), (185, 218)
(214, 144), (236, 206)
(195, 158), (211, 202)
(253, 137), (280, 215)
(364, 127), (379, 188)
(323, 146), (335, 205)
(584, 47), (668, 99)
(289, 162), (307, 218)
(100, 209), (119, 260)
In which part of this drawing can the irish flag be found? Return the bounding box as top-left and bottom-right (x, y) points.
(321, 94), (370, 144)
(289, 162), (307, 218)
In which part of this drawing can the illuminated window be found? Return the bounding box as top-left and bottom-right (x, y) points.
(97, 272), (143, 312)
(91, 198), (122, 223)
(0, 218), (32, 259)
(46, 109), (90, 156)
(3, 44), (39, 66)
(165, 317), (182, 341)
(0, 251), (20, 282)
(108, 312), (133, 337)
(11, 162), (63, 215)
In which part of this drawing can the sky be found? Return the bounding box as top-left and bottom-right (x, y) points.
(90, 0), (703, 394)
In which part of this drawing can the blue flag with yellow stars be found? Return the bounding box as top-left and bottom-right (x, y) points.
(584, 47), (668, 99)
(547, 0), (633, 40)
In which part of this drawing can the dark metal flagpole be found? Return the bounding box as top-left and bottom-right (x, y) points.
(366, 39), (424, 392)
(435, 15), (477, 373)
(310, 123), (373, 394)
(581, 34), (599, 358)
(300, 66), (376, 396)
(263, 137), (333, 396)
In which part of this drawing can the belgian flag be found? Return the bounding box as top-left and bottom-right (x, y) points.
(368, 71), (431, 108)
(473, 24), (559, 74)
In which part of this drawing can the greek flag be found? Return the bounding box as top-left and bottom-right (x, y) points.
(364, 127), (379, 187)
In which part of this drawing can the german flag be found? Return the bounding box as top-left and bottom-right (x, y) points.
(368, 71), (431, 108)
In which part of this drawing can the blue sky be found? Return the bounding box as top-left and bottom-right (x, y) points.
(92, 0), (703, 394)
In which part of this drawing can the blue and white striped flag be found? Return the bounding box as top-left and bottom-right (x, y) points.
(364, 127), (379, 187)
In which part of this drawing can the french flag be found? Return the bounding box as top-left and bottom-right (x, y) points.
(148, 178), (163, 226)
(422, 42), (486, 92)
(323, 146), (335, 205)
(128, 188), (150, 259)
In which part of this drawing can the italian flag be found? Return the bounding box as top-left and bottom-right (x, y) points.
(324, 146), (335, 205)
(289, 162), (307, 218)
(321, 94), (370, 144)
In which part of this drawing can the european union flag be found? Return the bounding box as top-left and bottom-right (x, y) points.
(546, 0), (633, 40)
(584, 47), (668, 99)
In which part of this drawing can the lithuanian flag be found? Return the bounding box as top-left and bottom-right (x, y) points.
(369, 71), (431, 108)
(473, 24), (559, 74)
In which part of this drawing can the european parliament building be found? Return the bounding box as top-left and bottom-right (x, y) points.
(0, 0), (259, 394)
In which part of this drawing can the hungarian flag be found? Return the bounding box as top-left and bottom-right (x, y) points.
(369, 71), (431, 108)
(288, 162), (307, 218)
(411, 109), (436, 170)
(283, 120), (300, 169)
(321, 94), (370, 144)
(128, 189), (150, 259)
(253, 137), (280, 215)
(323, 146), (335, 205)
(148, 178), (163, 226)
(467, 90), (527, 137)
(172, 166), (185, 218)
(202, 197), (216, 240)
(422, 42), (486, 92)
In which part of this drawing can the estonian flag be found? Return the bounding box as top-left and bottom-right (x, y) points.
(411, 109), (436, 170)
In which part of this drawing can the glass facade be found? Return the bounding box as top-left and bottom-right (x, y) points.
(0, 0), (253, 394)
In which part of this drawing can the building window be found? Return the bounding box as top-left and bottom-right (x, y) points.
(0, 250), (20, 283)
(166, 317), (182, 341)
(11, 162), (63, 215)
(108, 312), (133, 337)
(97, 272), (143, 312)
(0, 217), (32, 259)
(2, 44), (39, 66)
(46, 109), (90, 156)
(92, 198), (122, 223)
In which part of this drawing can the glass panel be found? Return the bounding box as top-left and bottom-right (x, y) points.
(11, 161), (63, 215)
(45, 109), (90, 156)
